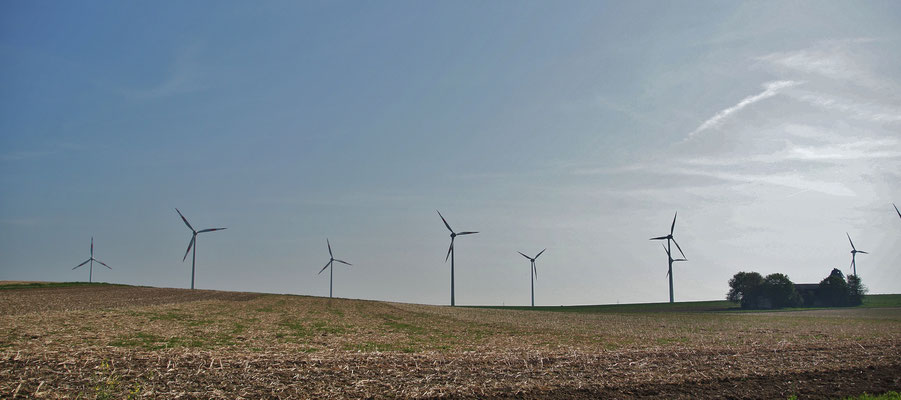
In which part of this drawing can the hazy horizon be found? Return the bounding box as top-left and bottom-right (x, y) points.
(2, 1), (900, 306)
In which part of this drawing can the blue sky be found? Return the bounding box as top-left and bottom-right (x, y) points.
(2, 1), (900, 305)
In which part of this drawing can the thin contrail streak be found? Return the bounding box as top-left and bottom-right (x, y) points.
(688, 80), (801, 140)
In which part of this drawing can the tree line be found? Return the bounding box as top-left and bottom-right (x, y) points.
(727, 268), (866, 309)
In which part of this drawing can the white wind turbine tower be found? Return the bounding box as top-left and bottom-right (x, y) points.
(650, 212), (687, 303)
(437, 210), (478, 307)
(517, 249), (546, 307)
(318, 238), (352, 298)
(176, 208), (226, 290)
(72, 237), (111, 282)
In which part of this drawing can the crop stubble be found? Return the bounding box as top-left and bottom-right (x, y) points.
(1, 285), (899, 398)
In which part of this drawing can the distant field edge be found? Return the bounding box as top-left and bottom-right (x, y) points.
(2, 282), (898, 311)
(472, 294), (901, 313)
(0, 281), (133, 290)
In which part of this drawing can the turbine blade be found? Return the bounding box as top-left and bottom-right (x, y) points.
(182, 236), (195, 262)
(661, 243), (670, 257)
(858, 251), (868, 254)
(674, 259), (687, 262)
(533, 263), (538, 280)
(436, 210), (453, 233)
(91, 237), (94, 257)
(73, 258), (91, 270)
(445, 239), (454, 262)
(850, 258), (854, 270)
(895, 203), (901, 219)
(535, 248), (546, 259)
(198, 228), (226, 233)
(671, 238), (686, 259)
(327, 238), (333, 257)
(334, 259), (352, 266)
(650, 236), (668, 241)
(318, 260), (331, 275)
(671, 212), (677, 235)
(847, 233), (856, 250)
(666, 269), (671, 278)
(456, 231), (478, 235)
(176, 208), (195, 232)
(518, 251), (531, 260)
(95, 259), (112, 269)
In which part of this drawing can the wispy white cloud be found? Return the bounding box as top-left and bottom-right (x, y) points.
(759, 48), (852, 80)
(569, 163), (651, 176)
(786, 139), (901, 162)
(666, 167), (856, 197)
(677, 138), (901, 166)
(756, 39), (883, 88)
(687, 80), (801, 139)
(567, 160), (858, 197)
(788, 90), (901, 123)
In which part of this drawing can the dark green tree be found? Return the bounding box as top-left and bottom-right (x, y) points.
(727, 271), (764, 309)
(761, 273), (802, 309)
(817, 268), (849, 306)
(846, 274), (867, 306)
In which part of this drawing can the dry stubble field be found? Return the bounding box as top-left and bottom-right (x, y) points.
(1, 283), (899, 399)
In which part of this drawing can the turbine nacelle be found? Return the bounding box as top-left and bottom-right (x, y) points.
(518, 249), (545, 307)
(437, 210), (477, 263)
(518, 249), (546, 264)
(847, 233), (868, 255)
(650, 212), (686, 259)
(318, 239), (352, 274)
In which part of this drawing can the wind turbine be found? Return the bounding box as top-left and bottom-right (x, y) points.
(317, 238), (352, 298)
(650, 212), (686, 303)
(518, 249), (545, 307)
(176, 208), (226, 290)
(661, 244), (686, 279)
(437, 210), (478, 306)
(847, 233), (868, 277)
(72, 237), (111, 282)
